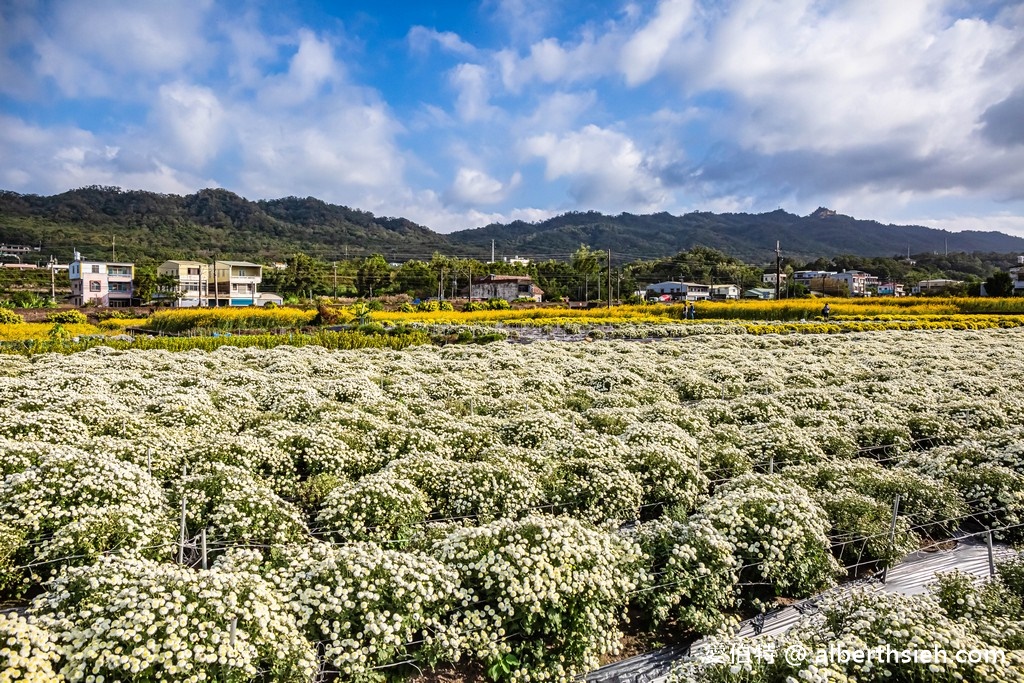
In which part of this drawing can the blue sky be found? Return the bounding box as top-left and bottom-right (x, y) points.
(2, 0), (1024, 236)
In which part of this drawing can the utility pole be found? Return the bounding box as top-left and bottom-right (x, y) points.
(468, 264), (473, 302)
(112, 235), (116, 262)
(48, 256), (56, 301)
(774, 241), (781, 301)
(438, 266), (444, 300)
(491, 239), (495, 264)
(333, 262), (338, 300)
(607, 249), (612, 309)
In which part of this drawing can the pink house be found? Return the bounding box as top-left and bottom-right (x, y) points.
(68, 252), (134, 307)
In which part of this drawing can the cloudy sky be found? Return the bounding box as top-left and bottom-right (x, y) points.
(2, 0), (1024, 235)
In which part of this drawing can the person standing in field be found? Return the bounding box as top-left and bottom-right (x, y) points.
(822, 303), (830, 321)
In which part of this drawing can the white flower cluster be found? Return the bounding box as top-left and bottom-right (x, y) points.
(693, 475), (842, 599)
(631, 517), (739, 632)
(315, 472), (430, 543)
(0, 450), (174, 586)
(32, 556), (317, 683)
(171, 461), (309, 550)
(430, 515), (643, 682)
(0, 612), (63, 683)
(263, 542), (464, 677)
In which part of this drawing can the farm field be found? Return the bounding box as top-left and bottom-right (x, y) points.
(2, 329), (1024, 682)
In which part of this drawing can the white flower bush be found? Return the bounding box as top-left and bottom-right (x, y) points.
(542, 457), (644, 527)
(32, 556), (317, 683)
(169, 461), (309, 550)
(386, 454), (541, 523)
(262, 542), (464, 679)
(783, 459), (965, 536)
(671, 577), (1024, 682)
(430, 515), (643, 682)
(0, 612), (63, 683)
(631, 517), (739, 632)
(314, 472), (429, 544)
(0, 450), (174, 589)
(692, 475), (842, 600)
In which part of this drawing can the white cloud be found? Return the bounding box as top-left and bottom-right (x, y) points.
(523, 124), (666, 211)
(488, 0), (554, 43)
(0, 115), (210, 196)
(258, 30), (342, 106)
(394, 188), (555, 233)
(518, 90), (598, 133)
(620, 0), (694, 86)
(495, 32), (619, 92)
(155, 82), (226, 167)
(408, 26), (477, 57)
(449, 63), (499, 122)
(445, 168), (522, 205)
(28, 0), (214, 98)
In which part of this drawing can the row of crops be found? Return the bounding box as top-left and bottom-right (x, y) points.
(2, 329), (1024, 681)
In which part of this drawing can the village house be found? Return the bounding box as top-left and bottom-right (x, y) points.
(829, 270), (877, 297)
(211, 261), (264, 306)
(743, 287), (776, 300)
(912, 279), (963, 295)
(646, 281), (711, 302)
(68, 252), (134, 307)
(157, 260), (210, 307)
(469, 274), (544, 302)
(711, 284), (740, 300)
(876, 282), (906, 297)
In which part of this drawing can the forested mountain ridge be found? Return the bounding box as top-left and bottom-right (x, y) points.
(3, 187), (1024, 265)
(449, 208), (1024, 263)
(0, 187), (452, 262)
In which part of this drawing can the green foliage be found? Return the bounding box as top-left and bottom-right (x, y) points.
(45, 309), (87, 324)
(292, 473), (345, 515)
(986, 270), (1016, 297)
(486, 298), (511, 310)
(0, 307), (23, 324)
(0, 328), (433, 356)
(0, 522), (24, 597)
(357, 253), (392, 296)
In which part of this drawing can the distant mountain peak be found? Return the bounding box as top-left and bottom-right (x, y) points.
(810, 207), (837, 219)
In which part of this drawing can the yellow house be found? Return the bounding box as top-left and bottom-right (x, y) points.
(157, 260), (210, 307)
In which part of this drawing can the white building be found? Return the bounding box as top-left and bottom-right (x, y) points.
(711, 284), (740, 300)
(762, 273), (788, 285)
(876, 282), (906, 297)
(828, 270), (876, 297)
(646, 281), (711, 302)
(912, 279), (963, 295)
(1007, 265), (1024, 295)
(68, 252), (134, 307)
